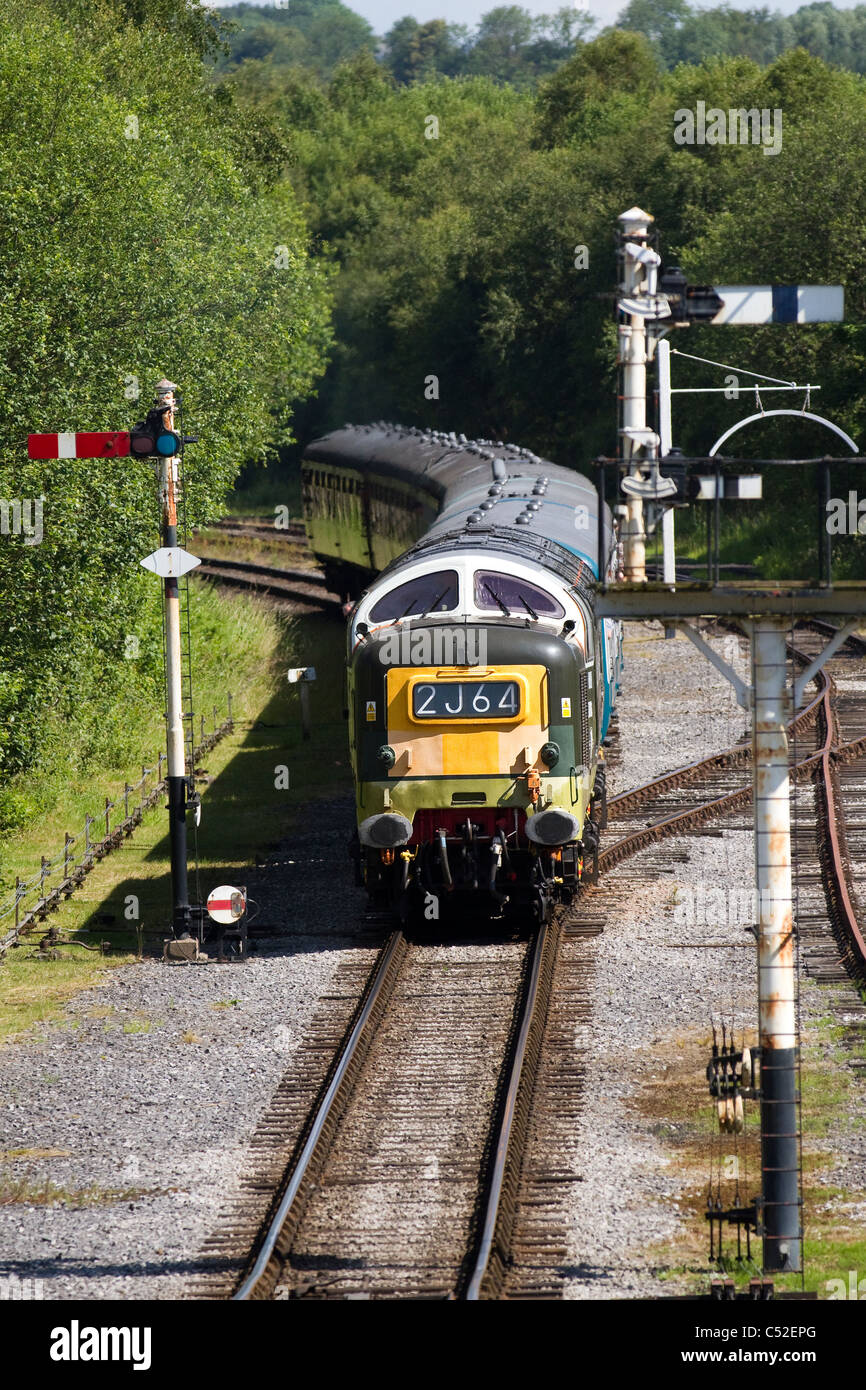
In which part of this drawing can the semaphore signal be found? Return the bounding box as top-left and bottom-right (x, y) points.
(25, 381), (230, 955)
(28, 420), (184, 462)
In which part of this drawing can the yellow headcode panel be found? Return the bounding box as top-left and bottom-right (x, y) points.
(384, 665), (549, 778)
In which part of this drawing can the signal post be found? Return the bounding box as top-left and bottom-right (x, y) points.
(154, 379), (191, 937)
(598, 206), (866, 1279)
(29, 382), (202, 942)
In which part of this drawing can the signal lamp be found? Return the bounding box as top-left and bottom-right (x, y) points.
(155, 430), (180, 457)
(129, 428), (156, 457)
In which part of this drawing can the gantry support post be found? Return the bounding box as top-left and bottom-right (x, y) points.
(752, 617), (801, 1272)
(657, 337), (676, 587)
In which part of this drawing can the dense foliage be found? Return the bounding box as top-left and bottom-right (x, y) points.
(218, 2), (597, 86)
(0, 0), (332, 799)
(241, 39), (866, 459)
(217, 0), (866, 85)
(618, 0), (866, 73)
(215, 0), (376, 80)
(5, 0), (866, 811)
(228, 34), (866, 581)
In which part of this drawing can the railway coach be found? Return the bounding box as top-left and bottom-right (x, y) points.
(302, 423), (622, 926)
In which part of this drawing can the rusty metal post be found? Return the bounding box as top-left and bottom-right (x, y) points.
(152, 379), (191, 937)
(752, 617), (801, 1272)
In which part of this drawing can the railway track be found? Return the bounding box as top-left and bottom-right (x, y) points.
(214, 921), (565, 1301)
(199, 517), (308, 543)
(195, 555), (341, 613)
(189, 591), (865, 1300)
(791, 620), (866, 994)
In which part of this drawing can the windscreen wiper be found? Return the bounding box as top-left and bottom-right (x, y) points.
(483, 582), (510, 616)
(419, 584), (452, 619)
(517, 591), (538, 620)
(391, 595), (420, 625)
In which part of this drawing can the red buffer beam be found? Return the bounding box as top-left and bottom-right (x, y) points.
(28, 431), (130, 460)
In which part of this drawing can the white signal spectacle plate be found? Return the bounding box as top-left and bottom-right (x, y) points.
(712, 285), (844, 324)
(206, 885), (246, 924)
(140, 546), (201, 578)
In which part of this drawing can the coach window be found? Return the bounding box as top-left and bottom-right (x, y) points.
(369, 570), (459, 622)
(474, 571), (564, 618)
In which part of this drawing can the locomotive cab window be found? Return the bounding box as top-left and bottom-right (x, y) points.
(473, 571), (564, 618)
(368, 569), (459, 622)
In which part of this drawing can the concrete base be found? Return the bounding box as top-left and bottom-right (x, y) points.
(163, 937), (208, 963)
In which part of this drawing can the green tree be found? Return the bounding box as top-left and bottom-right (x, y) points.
(216, 0), (375, 78)
(0, 0), (332, 788)
(616, 0), (691, 51)
(534, 29), (660, 145)
(383, 17), (465, 84)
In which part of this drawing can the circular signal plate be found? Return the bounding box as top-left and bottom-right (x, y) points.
(207, 884), (246, 924)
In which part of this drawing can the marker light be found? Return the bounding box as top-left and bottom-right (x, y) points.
(129, 430), (156, 457)
(156, 430), (180, 457)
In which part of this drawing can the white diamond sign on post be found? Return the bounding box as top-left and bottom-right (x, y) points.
(140, 547), (201, 579)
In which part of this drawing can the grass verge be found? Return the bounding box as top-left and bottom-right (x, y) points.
(0, 556), (351, 1043)
(637, 1003), (866, 1298)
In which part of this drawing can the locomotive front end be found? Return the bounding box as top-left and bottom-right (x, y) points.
(350, 598), (601, 926)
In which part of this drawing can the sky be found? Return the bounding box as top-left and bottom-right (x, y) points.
(208, 0), (862, 35)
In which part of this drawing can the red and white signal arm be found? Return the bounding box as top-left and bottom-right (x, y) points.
(206, 885), (247, 924)
(28, 431), (131, 460)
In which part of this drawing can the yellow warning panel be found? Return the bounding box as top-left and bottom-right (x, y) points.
(561, 696), (572, 718)
(366, 700), (376, 722)
(385, 665), (548, 778)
